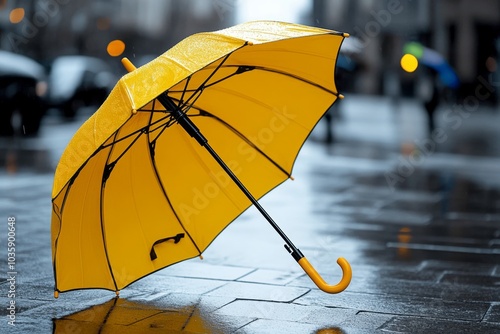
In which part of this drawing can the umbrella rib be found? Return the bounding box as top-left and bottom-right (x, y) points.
(178, 75), (191, 108)
(170, 102), (293, 179)
(52, 182), (73, 293)
(242, 65), (340, 96)
(100, 131), (121, 292)
(100, 115), (174, 149)
(145, 112), (204, 257)
(104, 132), (144, 174)
(169, 65), (339, 97)
(175, 53), (232, 112)
(168, 68), (244, 95)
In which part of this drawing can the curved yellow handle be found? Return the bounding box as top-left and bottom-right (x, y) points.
(298, 257), (352, 294)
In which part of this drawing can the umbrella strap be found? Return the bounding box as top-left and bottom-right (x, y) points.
(150, 233), (185, 260)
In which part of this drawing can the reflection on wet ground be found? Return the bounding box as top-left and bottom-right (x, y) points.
(309, 141), (500, 267)
(53, 298), (227, 334)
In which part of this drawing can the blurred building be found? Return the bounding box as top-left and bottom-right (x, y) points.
(0, 0), (235, 67)
(312, 0), (500, 105)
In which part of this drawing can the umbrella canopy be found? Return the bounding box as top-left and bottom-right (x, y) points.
(51, 21), (351, 297)
(403, 42), (460, 89)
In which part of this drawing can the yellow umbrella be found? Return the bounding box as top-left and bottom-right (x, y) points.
(51, 21), (352, 297)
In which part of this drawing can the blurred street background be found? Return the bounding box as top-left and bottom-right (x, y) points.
(1, 0), (500, 137)
(1, 1), (500, 333)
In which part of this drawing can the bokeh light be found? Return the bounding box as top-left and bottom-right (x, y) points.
(9, 8), (25, 24)
(107, 39), (126, 57)
(400, 53), (419, 73)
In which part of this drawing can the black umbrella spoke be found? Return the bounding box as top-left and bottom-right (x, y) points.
(100, 114), (173, 150)
(103, 131), (144, 181)
(177, 75), (191, 108)
(169, 64), (339, 98)
(249, 66), (339, 96)
(149, 121), (171, 144)
(168, 53), (231, 114)
(168, 65), (254, 96)
(137, 99), (167, 113)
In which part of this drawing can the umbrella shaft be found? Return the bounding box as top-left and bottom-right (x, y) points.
(158, 94), (304, 260)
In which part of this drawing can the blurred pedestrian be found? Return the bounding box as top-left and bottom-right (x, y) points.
(419, 70), (440, 135)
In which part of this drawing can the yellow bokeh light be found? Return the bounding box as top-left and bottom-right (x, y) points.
(107, 40), (126, 57)
(401, 54), (418, 73)
(10, 8), (25, 24)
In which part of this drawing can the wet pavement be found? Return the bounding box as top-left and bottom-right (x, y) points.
(1, 96), (500, 333)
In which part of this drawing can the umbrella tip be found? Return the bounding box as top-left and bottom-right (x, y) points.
(343, 32), (350, 38)
(290, 175), (295, 181)
(116, 290), (120, 297)
(339, 94), (345, 99)
(121, 57), (137, 73)
(54, 291), (59, 299)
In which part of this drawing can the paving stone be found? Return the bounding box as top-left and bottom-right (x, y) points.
(3, 318), (53, 334)
(157, 261), (255, 281)
(368, 267), (440, 282)
(484, 304), (500, 323)
(375, 278), (500, 303)
(294, 290), (490, 321)
(237, 269), (304, 285)
(19, 295), (112, 321)
(205, 282), (309, 302)
(440, 273), (500, 287)
(0, 297), (48, 316)
(288, 268), (500, 303)
(419, 259), (497, 275)
(127, 275), (228, 295)
(128, 292), (235, 313)
(214, 299), (355, 325)
(380, 316), (500, 334)
(16, 283), (114, 302)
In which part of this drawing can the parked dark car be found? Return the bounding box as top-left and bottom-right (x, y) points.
(46, 56), (116, 118)
(0, 51), (47, 136)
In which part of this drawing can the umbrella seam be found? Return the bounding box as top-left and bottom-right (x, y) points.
(100, 131), (120, 292)
(145, 106), (204, 258)
(189, 111), (293, 179)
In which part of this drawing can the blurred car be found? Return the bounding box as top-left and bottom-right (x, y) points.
(46, 56), (116, 118)
(0, 51), (48, 136)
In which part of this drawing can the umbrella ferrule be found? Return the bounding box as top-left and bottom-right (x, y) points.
(284, 244), (304, 262)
